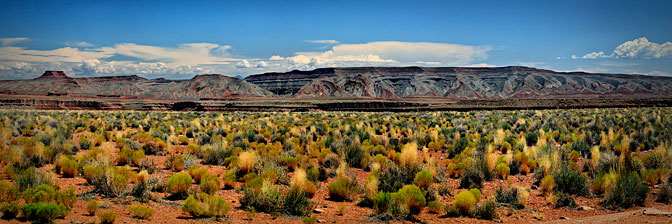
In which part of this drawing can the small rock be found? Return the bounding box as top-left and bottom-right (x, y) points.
(317, 219), (325, 223)
(579, 206), (594, 211)
(560, 216), (570, 220)
(643, 208), (672, 216)
(314, 208), (325, 214)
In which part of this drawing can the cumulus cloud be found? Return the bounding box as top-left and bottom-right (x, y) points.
(574, 37), (672, 59)
(0, 37), (28, 46)
(271, 41), (490, 70)
(65, 41), (94, 47)
(0, 40), (491, 79)
(649, 70), (672, 77)
(303, 40), (339, 44)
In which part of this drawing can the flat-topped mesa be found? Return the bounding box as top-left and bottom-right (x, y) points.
(35, 71), (69, 80)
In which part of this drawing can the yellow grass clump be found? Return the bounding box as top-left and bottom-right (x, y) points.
(400, 142), (418, 167)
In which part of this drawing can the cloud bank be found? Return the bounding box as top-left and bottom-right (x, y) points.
(573, 37), (672, 59)
(0, 39), (490, 79)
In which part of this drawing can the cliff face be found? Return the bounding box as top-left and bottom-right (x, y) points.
(2, 66), (672, 100)
(246, 66), (672, 99)
(0, 73), (273, 99)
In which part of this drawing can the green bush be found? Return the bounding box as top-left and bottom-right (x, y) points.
(444, 204), (460, 217)
(166, 173), (192, 199)
(240, 185), (283, 213)
(453, 190), (477, 216)
(495, 187), (524, 209)
(21, 202), (69, 223)
(554, 192), (577, 209)
(602, 172), (649, 209)
(86, 200), (98, 216)
(83, 165), (103, 183)
(525, 132), (538, 146)
(57, 157), (78, 177)
(459, 168), (484, 189)
(283, 188), (312, 216)
(553, 167), (589, 196)
(23, 184), (56, 203)
(327, 177), (355, 201)
(128, 203), (154, 220)
(426, 201), (443, 214)
(469, 188), (482, 202)
(183, 193), (230, 218)
(222, 171), (236, 189)
(474, 200), (497, 220)
(391, 185), (426, 216)
(656, 184), (672, 204)
(374, 192), (391, 212)
(55, 187), (77, 209)
(199, 174), (220, 195)
(0, 201), (19, 219)
(302, 215), (317, 224)
(413, 169), (434, 189)
(97, 210), (117, 224)
(0, 180), (19, 202)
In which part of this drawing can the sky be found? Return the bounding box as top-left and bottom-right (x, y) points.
(0, 0), (671, 79)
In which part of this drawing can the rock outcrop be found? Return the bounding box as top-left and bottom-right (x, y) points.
(0, 73), (273, 99)
(245, 66), (672, 99)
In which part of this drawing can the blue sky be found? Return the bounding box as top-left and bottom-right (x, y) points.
(0, 0), (670, 79)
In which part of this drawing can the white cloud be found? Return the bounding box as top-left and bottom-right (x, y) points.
(649, 70), (672, 77)
(271, 41), (490, 70)
(574, 37), (672, 59)
(518, 62), (545, 67)
(0, 40), (491, 78)
(460, 63), (497, 67)
(65, 41), (94, 47)
(303, 40), (339, 44)
(0, 37), (28, 46)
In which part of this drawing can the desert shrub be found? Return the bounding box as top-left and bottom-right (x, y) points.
(182, 193), (231, 218)
(453, 190), (478, 216)
(55, 187), (77, 209)
(554, 192), (577, 208)
(525, 132), (538, 146)
(495, 163), (510, 179)
(656, 184), (672, 204)
(199, 174), (220, 195)
(644, 153), (665, 169)
(21, 202), (69, 223)
(164, 154), (185, 171)
(642, 169), (659, 186)
(426, 201), (443, 214)
(553, 167), (588, 196)
(540, 175), (555, 194)
(240, 182), (283, 213)
(602, 172), (649, 209)
(56, 157), (78, 177)
(189, 166), (208, 184)
(86, 200), (98, 216)
(302, 215), (317, 224)
(459, 168), (484, 189)
(327, 177), (356, 201)
(0, 201), (19, 219)
(391, 185), (426, 216)
(166, 173), (192, 199)
(444, 204), (461, 217)
(91, 168), (128, 197)
(413, 169), (434, 189)
(222, 171), (236, 189)
(283, 188), (312, 216)
(290, 169), (317, 197)
(0, 180), (19, 202)
(238, 151), (256, 174)
(83, 165), (103, 183)
(23, 184), (56, 203)
(128, 203), (154, 220)
(342, 142), (366, 168)
(474, 200), (497, 220)
(399, 142), (418, 167)
(495, 187), (527, 209)
(378, 165), (421, 193)
(97, 210), (117, 224)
